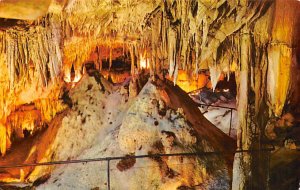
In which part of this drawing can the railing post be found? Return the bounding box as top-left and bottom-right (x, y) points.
(107, 159), (110, 190)
(228, 109), (233, 136)
(267, 150), (271, 190)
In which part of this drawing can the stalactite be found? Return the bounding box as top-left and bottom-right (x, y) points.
(2, 22), (62, 90)
(6, 106), (42, 139)
(179, 0), (189, 71)
(109, 44), (113, 70)
(98, 46), (103, 71)
(0, 122), (8, 156)
(194, 30), (200, 75)
(145, 50), (148, 69)
(232, 28), (252, 190)
(161, 13), (167, 60)
(209, 65), (221, 91)
(130, 46), (134, 74)
(267, 45), (292, 116)
(168, 28), (176, 79)
(173, 58), (179, 85)
(34, 98), (66, 122)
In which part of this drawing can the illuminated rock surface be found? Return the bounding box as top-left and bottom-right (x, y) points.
(28, 76), (230, 190)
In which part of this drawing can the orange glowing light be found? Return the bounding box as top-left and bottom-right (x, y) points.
(167, 70), (211, 92)
(64, 75), (71, 83)
(140, 56), (148, 69)
(139, 50), (150, 69)
(101, 70), (130, 84)
(63, 70), (82, 84)
(73, 73), (82, 83)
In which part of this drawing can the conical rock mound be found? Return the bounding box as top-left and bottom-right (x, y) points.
(34, 76), (230, 190)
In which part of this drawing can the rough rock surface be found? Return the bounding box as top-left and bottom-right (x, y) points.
(32, 76), (230, 190)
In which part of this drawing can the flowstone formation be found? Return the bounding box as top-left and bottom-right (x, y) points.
(23, 75), (231, 190)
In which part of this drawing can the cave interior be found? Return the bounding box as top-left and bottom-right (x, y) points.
(0, 0), (299, 189)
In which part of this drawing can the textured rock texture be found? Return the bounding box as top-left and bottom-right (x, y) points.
(28, 76), (231, 190)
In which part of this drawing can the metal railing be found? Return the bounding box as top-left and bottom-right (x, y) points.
(197, 102), (236, 136)
(187, 87), (237, 136)
(0, 148), (275, 190)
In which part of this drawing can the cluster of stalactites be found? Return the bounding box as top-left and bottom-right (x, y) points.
(0, 15), (65, 155)
(62, 33), (153, 82)
(140, 0), (291, 119)
(60, 0), (277, 102)
(0, 14), (63, 121)
(0, 16), (62, 90)
(0, 90), (66, 155)
(60, 0), (161, 40)
(50, 0), (267, 88)
(138, 0), (268, 87)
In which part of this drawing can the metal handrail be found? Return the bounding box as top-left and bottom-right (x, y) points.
(197, 102), (236, 136)
(197, 103), (236, 110)
(0, 148), (274, 169)
(0, 148), (275, 189)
